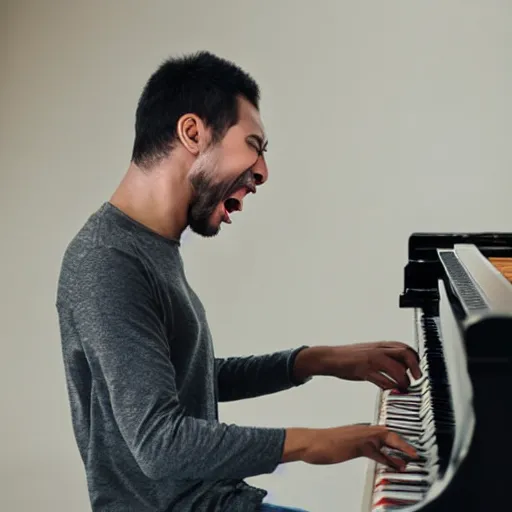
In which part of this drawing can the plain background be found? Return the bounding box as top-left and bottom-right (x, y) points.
(2, 1), (511, 511)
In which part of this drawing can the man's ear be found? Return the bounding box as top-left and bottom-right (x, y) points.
(177, 114), (207, 155)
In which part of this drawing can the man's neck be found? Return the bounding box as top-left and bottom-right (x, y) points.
(110, 161), (191, 241)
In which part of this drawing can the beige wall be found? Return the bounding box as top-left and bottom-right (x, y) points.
(1, 1), (511, 510)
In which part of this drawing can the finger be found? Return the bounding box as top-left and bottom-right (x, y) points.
(368, 447), (406, 472)
(387, 346), (422, 380)
(367, 372), (396, 390)
(381, 430), (419, 459)
(374, 356), (410, 389)
(379, 341), (411, 350)
(380, 341), (420, 362)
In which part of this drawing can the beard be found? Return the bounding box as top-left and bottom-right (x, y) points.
(187, 147), (255, 237)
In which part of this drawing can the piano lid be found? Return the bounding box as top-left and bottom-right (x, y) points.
(399, 232), (512, 310)
(437, 243), (512, 317)
(437, 243), (512, 361)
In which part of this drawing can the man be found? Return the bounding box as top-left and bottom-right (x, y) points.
(56, 51), (421, 512)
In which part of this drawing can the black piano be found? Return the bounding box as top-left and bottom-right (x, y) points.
(362, 233), (512, 511)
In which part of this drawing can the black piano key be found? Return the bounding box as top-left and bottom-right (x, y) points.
(418, 313), (456, 475)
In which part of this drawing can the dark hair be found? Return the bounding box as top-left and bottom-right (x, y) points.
(131, 51), (260, 169)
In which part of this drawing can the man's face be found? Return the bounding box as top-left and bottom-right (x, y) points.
(186, 97), (269, 237)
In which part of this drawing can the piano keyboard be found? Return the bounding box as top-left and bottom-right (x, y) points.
(370, 310), (455, 511)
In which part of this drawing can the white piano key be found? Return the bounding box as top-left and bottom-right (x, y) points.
(373, 490), (424, 503)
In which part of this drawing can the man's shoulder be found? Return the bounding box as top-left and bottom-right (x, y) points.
(56, 204), (148, 307)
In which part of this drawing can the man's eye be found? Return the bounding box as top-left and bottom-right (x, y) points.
(247, 139), (267, 155)
(251, 144), (266, 156)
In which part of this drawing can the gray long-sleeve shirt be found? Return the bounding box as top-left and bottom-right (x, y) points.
(56, 202), (307, 511)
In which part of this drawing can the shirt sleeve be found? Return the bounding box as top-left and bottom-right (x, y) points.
(215, 346), (310, 402)
(71, 246), (286, 481)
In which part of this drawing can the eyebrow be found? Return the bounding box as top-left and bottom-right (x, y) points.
(247, 134), (268, 153)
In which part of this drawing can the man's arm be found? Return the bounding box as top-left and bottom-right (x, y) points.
(215, 337), (422, 402)
(67, 247), (286, 481)
(215, 347), (310, 402)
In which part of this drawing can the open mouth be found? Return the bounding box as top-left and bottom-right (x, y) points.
(222, 186), (252, 224)
(224, 197), (242, 214)
(222, 197), (240, 224)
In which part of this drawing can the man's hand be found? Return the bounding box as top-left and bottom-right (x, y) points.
(282, 424), (418, 471)
(293, 342), (422, 390)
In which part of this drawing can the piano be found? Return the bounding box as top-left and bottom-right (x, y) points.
(362, 233), (512, 511)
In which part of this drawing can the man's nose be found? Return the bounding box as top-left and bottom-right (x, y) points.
(252, 156), (268, 187)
